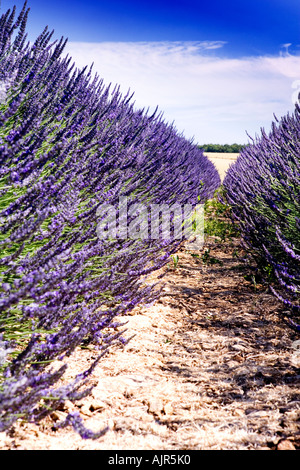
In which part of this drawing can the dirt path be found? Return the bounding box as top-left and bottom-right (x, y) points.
(1, 236), (299, 450)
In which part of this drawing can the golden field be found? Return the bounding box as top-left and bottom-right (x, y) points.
(204, 152), (239, 181)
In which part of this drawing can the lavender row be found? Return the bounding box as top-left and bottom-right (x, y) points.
(0, 3), (220, 435)
(223, 103), (300, 323)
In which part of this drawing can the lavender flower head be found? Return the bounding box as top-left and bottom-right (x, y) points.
(0, 1), (220, 436)
(223, 102), (300, 322)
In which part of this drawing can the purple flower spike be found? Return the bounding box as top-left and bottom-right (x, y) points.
(0, 2), (220, 436)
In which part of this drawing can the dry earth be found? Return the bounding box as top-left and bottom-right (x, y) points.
(1, 236), (299, 450)
(1, 154), (299, 450)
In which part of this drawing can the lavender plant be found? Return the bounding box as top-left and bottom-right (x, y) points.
(223, 104), (300, 327)
(0, 3), (220, 434)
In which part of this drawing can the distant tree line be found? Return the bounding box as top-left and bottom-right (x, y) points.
(199, 143), (248, 153)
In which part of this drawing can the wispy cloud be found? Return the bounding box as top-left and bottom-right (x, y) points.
(64, 41), (300, 144)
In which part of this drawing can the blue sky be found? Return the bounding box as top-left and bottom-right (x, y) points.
(1, 0), (300, 143)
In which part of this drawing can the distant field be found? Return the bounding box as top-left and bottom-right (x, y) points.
(204, 152), (239, 181)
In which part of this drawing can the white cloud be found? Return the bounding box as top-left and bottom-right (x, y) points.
(64, 41), (300, 144)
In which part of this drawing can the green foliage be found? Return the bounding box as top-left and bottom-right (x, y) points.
(200, 248), (223, 266)
(204, 193), (239, 241)
(190, 249), (223, 265)
(171, 254), (179, 269)
(199, 143), (247, 153)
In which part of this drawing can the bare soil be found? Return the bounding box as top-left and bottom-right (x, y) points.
(1, 235), (299, 450)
